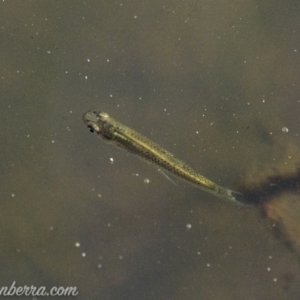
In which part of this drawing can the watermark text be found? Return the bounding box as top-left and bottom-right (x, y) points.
(0, 281), (78, 297)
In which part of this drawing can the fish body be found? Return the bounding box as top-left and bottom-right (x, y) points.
(83, 110), (240, 204)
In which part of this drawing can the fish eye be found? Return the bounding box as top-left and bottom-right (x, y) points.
(88, 125), (95, 133)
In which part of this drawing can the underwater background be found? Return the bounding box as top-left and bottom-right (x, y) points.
(1, 1), (300, 299)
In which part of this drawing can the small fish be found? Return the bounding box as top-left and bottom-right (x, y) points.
(83, 110), (242, 205)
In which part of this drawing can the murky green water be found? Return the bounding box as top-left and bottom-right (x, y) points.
(1, 1), (300, 299)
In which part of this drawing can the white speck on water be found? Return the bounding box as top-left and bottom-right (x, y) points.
(75, 242), (80, 247)
(87, 58), (91, 62)
(267, 267), (271, 271)
(118, 255), (123, 260)
(207, 263), (211, 267)
(11, 193), (15, 198)
(98, 264), (102, 268)
(144, 178), (150, 184)
(82, 252), (86, 257)
(109, 157), (114, 164)
(186, 224), (192, 229)
(282, 127), (288, 133)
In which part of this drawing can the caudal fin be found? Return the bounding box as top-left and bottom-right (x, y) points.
(216, 186), (246, 206)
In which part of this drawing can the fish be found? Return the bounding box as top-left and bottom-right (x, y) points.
(83, 110), (242, 205)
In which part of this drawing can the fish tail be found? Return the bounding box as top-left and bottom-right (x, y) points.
(215, 186), (244, 206)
